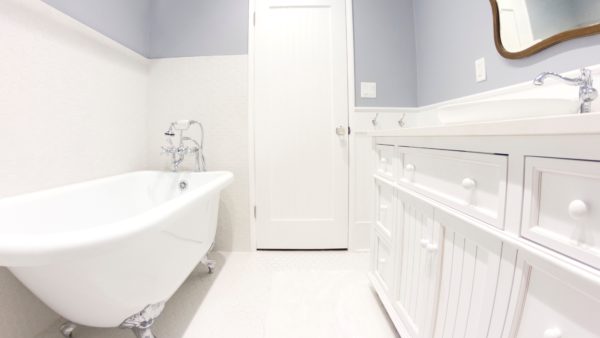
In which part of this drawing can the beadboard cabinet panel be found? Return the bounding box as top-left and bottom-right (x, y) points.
(370, 138), (600, 338)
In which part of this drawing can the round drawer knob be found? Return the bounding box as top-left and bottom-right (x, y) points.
(461, 178), (477, 190)
(543, 327), (562, 338)
(420, 239), (438, 252)
(380, 157), (387, 163)
(405, 164), (415, 172)
(568, 200), (588, 220)
(426, 243), (438, 252)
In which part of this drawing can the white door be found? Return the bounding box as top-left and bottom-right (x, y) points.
(253, 0), (350, 249)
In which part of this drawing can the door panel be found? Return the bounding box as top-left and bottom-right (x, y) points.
(254, 0), (349, 249)
(433, 211), (503, 338)
(503, 253), (600, 338)
(394, 190), (441, 338)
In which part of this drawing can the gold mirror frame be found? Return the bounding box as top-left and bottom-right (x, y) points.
(490, 0), (600, 59)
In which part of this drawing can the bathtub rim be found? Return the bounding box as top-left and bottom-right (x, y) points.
(0, 170), (233, 267)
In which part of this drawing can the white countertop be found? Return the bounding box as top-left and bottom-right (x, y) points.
(367, 112), (600, 137)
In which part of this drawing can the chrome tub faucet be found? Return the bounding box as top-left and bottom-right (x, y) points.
(162, 120), (206, 172)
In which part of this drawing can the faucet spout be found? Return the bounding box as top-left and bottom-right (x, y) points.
(533, 68), (597, 113)
(533, 71), (584, 86)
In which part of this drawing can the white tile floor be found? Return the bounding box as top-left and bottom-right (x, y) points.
(38, 251), (398, 338)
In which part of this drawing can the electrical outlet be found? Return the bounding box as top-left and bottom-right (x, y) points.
(475, 57), (486, 82)
(360, 82), (377, 98)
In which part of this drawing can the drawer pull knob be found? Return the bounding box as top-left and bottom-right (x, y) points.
(379, 258), (386, 264)
(380, 158), (387, 164)
(543, 327), (562, 338)
(568, 200), (588, 220)
(405, 164), (416, 182)
(420, 239), (438, 252)
(426, 243), (438, 252)
(461, 178), (477, 190)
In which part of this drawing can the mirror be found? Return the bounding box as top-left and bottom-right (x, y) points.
(490, 0), (600, 59)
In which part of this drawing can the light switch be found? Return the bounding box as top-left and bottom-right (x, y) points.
(475, 57), (486, 82)
(361, 82), (377, 98)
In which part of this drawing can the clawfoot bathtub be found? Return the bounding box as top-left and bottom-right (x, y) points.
(0, 171), (233, 337)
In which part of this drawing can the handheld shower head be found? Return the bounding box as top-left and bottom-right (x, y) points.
(164, 122), (178, 136)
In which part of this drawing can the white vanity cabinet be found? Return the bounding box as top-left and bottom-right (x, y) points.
(369, 122), (600, 338)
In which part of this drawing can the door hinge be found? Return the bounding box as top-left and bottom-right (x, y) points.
(254, 206), (257, 218)
(348, 126), (351, 135)
(253, 12), (256, 26)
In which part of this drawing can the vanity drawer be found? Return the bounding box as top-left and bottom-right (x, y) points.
(373, 233), (394, 293)
(375, 182), (395, 238)
(376, 145), (399, 181)
(522, 157), (600, 269)
(510, 263), (600, 338)
(397, 147), (508, 228)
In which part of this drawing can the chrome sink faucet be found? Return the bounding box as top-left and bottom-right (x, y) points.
(534, 68), (598, 113)
(162, 120), (206, 172)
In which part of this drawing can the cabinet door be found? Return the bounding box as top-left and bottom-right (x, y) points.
(372, 232), (394, 294)
(375, 181), (395, 239)
(433, 211), (504, 338)
(503, 254), (600, 338)
(371, 180), (396, 295)
(394, 189), (441, 338)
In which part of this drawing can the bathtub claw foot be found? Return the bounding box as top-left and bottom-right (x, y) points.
(132, 327), (156, 338)
(59, 321), (77, 338)
(120, 302), (165, 338)
(201, 255), (216, 273)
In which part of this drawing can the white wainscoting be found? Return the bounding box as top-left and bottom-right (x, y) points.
(0, 0), (150, 336)
(147, 55), (251, 252)
(349, 107), (420, 251)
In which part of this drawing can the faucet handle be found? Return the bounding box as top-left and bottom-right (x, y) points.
(580, 68), (594, 85)
(161, 146), (175, 155)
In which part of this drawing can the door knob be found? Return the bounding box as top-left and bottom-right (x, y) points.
(336, 126), (347, 136)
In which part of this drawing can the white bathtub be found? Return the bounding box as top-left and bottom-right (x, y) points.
(0, 171), (233, 329)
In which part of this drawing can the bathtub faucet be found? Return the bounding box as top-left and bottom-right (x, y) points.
(161, 120), (206, 172)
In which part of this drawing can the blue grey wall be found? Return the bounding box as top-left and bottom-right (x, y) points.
(43, 0), (414, 107)
(353, 0), (417, 107)
(43, 0), (248, 58)
(413, 0), (600, 105)
(149, 0), (248, 58)
(43, 0), (151, 56)
(41, 0), (600, 107)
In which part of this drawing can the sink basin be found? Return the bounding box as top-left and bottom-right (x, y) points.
(437, 98), (579, 124)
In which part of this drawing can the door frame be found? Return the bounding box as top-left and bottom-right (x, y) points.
(247, 0), (356, 251)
